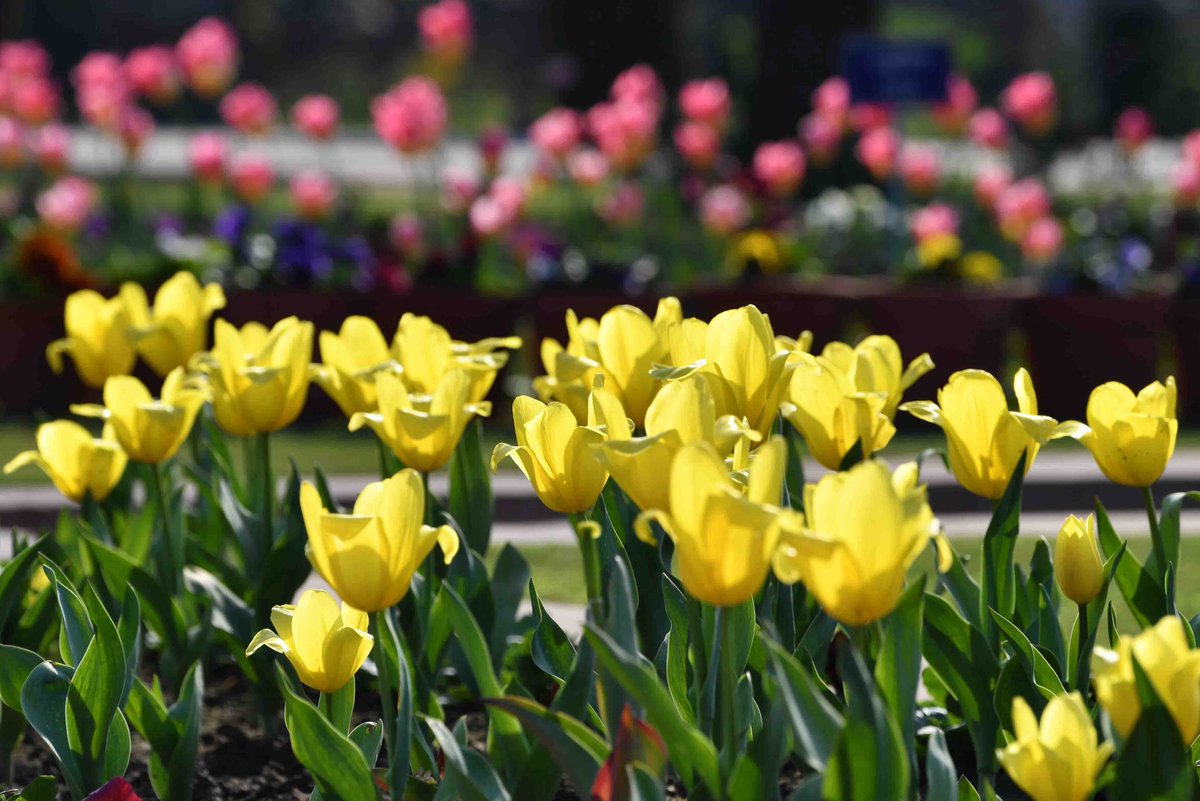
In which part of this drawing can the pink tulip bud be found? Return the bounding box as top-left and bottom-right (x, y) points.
(0, 116), (23, 168)
(36, 176), (96, 232)
(968, 108), (1009, 150)
(189, 132), (227, 184)
(372, 77), (448, 154)
(588, 98), (658, 172)
(811, 77), (850, 129)
(478, 126), (507, 174)
(291, 94), (340, 141)
(850, 103), (892, 132)
(598, 181), (644, 228)
(611, 64), (662, 109)
(753, 140), (806, 197)
(220, 82), (277, 136)
(440, 165), (479, 213)
(117, 105), (155, 154)
(10, 77), (60, 125)
(389, 213), (424, 256)
(1173, 161), (1200, 207)
(678, 78), (731, 129)
(898, 145), (940, 195)
(1020, 216), (1064, 263)
(72, 52), (128, 130)
(489, 177), (526, 220)
(469, 195), (510, 237)
(567, 147), (609, 187)
(418, 0), (473, 63)
(0, 41), (50, 82)
(931, 73), (977, 134)
(673, 121), (720, 171)
(530, 108), (583, 160)
(290, 170), (338, 220)
(124, 46), (181, 105)
(32, 123), (69, 173)
(698, 184), (750, 235)
(177, 17), (239, 98)
(855, 127), (900, 180)
(996, 178), (1051, 241)
(909, 203), (959, 243)
(973, 164), (1012, 211)
(800, 112), (841, 165)
(1002, 71), (1057, 136)
(230, 153), (274, 203)
(1115, 106), (1153, 155)
(1184, 130), (1200, 168)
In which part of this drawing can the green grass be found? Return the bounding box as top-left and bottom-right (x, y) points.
(485, 544), (589, 607)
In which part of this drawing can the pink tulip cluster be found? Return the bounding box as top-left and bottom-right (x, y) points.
(898, 145), (941, 195)
(931, 74), (977, 135)
(752, 141), (805, 198)
(987, 176), (1063, 263)
(220, 82), (277, 136)
(673, 77), (730, 171)
(587, 65), (662, 172)
(36, 176), (97, 232)
(855, 127), (900, 179)
(176, 17), (239, 99)
(0, 40), (59, 125)
(290, 170), (339, 219)
(909, 203), (960, 243)
(470, 177), (527, 237)
(124, 46), (181, 105)
(529, 108), (583, 160)
(72, 52), (131, 131)
(699, 184), (750, 236)
(418, 0), (473, 63)
(372, 77), (448, 154)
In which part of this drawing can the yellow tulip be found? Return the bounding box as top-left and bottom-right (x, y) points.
(1056, 378), (1177, 487)
(301, 473), (459, 612)
(4, 420), (127, 503)
(533, 334), (603, 423)
(46, 286), (140, 389)
(491, 388), (623, 514)
(774, 460), (934, 626)
(997, 693), (1112, 801)
(391, 313), (519, 404)
(900, 368), (1069, 500)
(71, 368), (206, 464)
(312, 316), (398, 418)
(781, 351), (895, 470)
(1054, 514), (1104, 605)
(819, 335), (934, 418)
(1093, 616), (1200, 745)
(633, 437), (801, 607)
(246, 589), (374, 693)
(125, 272), (227, 377)
(350, 369), (490, 473)
(593, 375), (748, 514)
(202, 317), (314, 436)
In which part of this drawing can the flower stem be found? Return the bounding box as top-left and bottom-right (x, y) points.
(716, 605), (736, 771)
(258, 432), (274, 547)
(372, 611), (397, 787)
(376, 438), (392, 481)
(569, 512), (604, 623)
(1074, 601), (1090, 694)
(151, 462), (181, 596)
(1144, 485), (1165, 571)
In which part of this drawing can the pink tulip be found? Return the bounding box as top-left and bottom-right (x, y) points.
(753, 140), (806, 197)
(811, 77), (850, 128)
(124, 46), (180, 105)
(931, 74), (977, 134)
(898, 145), (940, 195)
(800, 112), (841, 165)
(1020, 216), (1064, 263)
(489, 177), (526, 220)
(0, 116), (23, 168)
(850, 103), (892, 132)
(10, 77), (59, 125)
(220, 83), (276, 136)
(177, 17), (239, 98)
(469, 195), (511, 237)
(418, 0), (473, 62)
(855, 127), (899, 180)
(588, 98), (658, 172)
(1115, 106), (1153, 155)
(291, 94), (340, 141)
(230, 153), (274, 203)
(968, 108), (1009, 150)
(1002, 71), (1057, 136)
(0, 72), (10, 115)
(909, 203), (959, 243)
(72, 52), (128, 130)
(529, 108), (583, 160)
(598, 181), (644, 228)
(72, 51), (124, 90)
(1173, 161), (1200, 207)
(995, 178), (1051, 240)
(0, 41), (50, 81)
(372, 77), (448, 154)
(678, 78), (731, 128)
(32, 123), (69, 173)
(440, 165), (479, 213)
(698, 185), (750, 235)
(972, 164), (1012, 211)
(567, 148), (609, 187)
(389, 213), (425, 257)
(189, 132), (227, 184)
(36, 176), (96, 232)
(611, 64), (662, 109)
(117, 105), (155, 154)
(290, 170), (338, 220)
(673, 121), (720, 171)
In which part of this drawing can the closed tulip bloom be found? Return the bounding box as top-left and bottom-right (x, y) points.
(4, 420), (127, 503)
(124, 272), (226, 377)
(46, 287), (140, 389)
(391, 313), (519, 405)
(774, 460), (935, 626)
(73, 368), (206, 464)
(1054, 514), (1103, 605)
(1057, 378), (1177, 487)
(246, 590), (373, 693)
(1093, 616), (1200, 744)
(301, 474), (459, 612)
(781, 352), (895, 470)
(203, 317), (313, 436)
(634, 437), (799, 607)
(998, 694), (1112, 801)
(351, 369), (490, 472)
(820, 335), (934, 419)
(901, 368), (1068, 500)
(312, 316), (397, 418)
(533, 309), (607, 423)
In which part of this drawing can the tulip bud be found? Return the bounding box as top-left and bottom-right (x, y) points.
(1057, 378), (1177, 488)
(1054, 514), (1103, 605)
(46, 286), (140, 389)
(246, 590), (373, 693)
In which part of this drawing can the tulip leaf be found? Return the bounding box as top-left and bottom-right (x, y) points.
(260, 463), (320, 621)
(934, 537), (982, 631)
(979, 450), (1025, 644)
(489, 544), (532, 667)
(1155, 491), (1200, 584)
(1110, 660), (1193, 801)
(584, 624), (721, 794)
(763, 637), (843, 772)
(22, 660), (86, 800)
(1095, 500), (1165, 629)
(43, 561), (93, 668)
(426, 717), (512, 801)
(876, 581), (924, 763)
(836, 439), (864, 472)
(727, 682), (790, 801)
(348, 720), (383, 767)
(956, 778), (981, 801)
(780, 420), (806, 512)
(12, 774), (57, 801)
(183, 566), (254, 643)
(448, 419), (494, 554)
(0, 645), (42, 711)
(924, 729), (957, 801)
(81, 532), (188, 656)
(65, 583), (127, 787)
(278, 667), (378, 801)
(486, 696), (605, 793)
(659, 575), (694, 725)
(1071, 542), (1126, 692)
(0, 537), (44, 634)
(988, 607), (1065, 698)
(530, 581), (575, 682)
(822, 644), (910, 801)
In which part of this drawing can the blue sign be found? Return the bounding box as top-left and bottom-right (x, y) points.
(841, 38), (952, 104)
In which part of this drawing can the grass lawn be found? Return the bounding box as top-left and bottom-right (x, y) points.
(505, 536), (1200, 639)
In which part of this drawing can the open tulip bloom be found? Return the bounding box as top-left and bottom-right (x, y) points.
(4, 419), (127, 503)
(247, 589), (373, 694)
(124, 272), (227, 377)
(46, 285), (142, 389)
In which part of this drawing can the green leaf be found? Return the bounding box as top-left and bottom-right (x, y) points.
(0, 645), (42, 711)
(924, 730), (957, 801)
(278, 667), (378, 801)
(979, 450), (1025, 643)
(1095, 500), (1164, 629)
(489, 545), (532, 666)
(584, 625), (721, 793)
(763, 638), (843, 772)
(876, 582), (924, 760)
(486, 696), (606, 793)
(781, 422), (806, 512)
(1072, 542), (1126, 692)
(22, 661), (85, 799)
(660, 575), (694, 725)
(1110, 659), (1193, 800)
(44, 561), (93, 668)
(348, 720), (383, 768)
(956, 778), (981, 801)
(162, 664), (203, 801)
(81, 533), (187, 655)
(935, 537), (982, 631)
(837, 439), (864, 471)
(427, 717), (512, 801)
(12, 775), (57, 801)
(0, 538), (44, 633)
(822, 645), (910, 801)
(530, 581), (575, 682)
(989, 607), (1065, 698)
(448, 419), (493, 554)
(65, 585), (127, 787)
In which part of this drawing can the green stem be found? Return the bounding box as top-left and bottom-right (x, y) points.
(1144, 485), (1165, 570)
(372, 611), (397, 786)
(258, 432), (274, 547)
(1074, 601), (1090, 694)
(716, 605), (735, 771)
(377, 438), (393, 481)
(569, 512), (604, 623)
(151, 462), (181, 596)
(318, 680), (356, 734)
